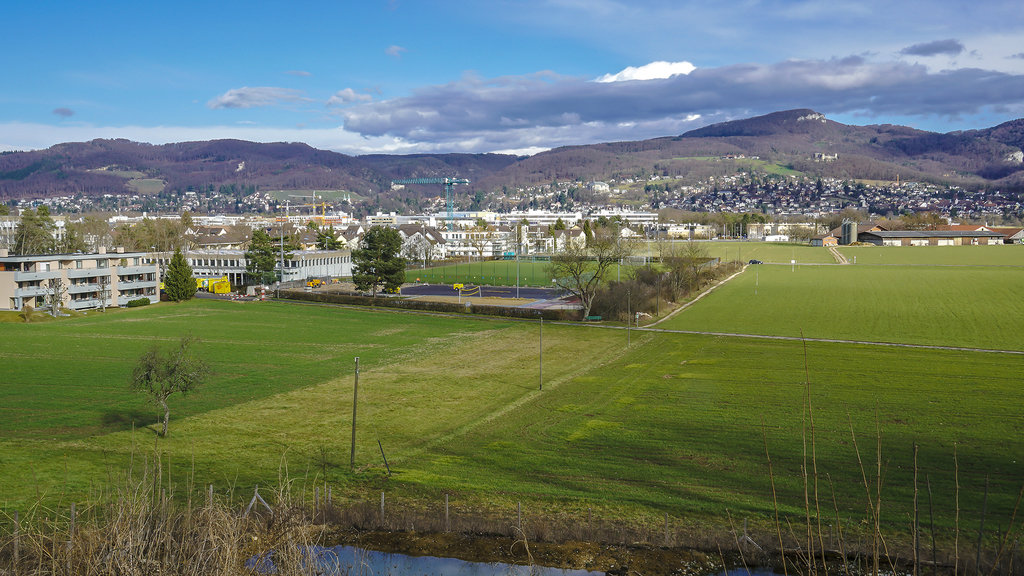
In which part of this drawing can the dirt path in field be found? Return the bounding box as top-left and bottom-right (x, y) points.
(828, 246), (849, 264)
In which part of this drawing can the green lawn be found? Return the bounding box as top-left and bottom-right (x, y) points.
(687, 241), (837, 264)
(659, 264), (1024, 350)
(414, 260), (583, 287)
(838, 244), (1024, 266)
(1, 299), (1021, 541)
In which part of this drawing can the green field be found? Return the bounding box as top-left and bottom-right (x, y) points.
(413, 259), (629, 287)
(1, 298), (1021, 540)
(678, 241), (837, 264)
(267, 189), (365, 205)
(659, 263), (1024, 350)
(838, 244), (1024, 266)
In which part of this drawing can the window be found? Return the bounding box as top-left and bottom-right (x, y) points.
(97, 259), (108, 269)
(133, 258), (139, 266)
(76, 260), (83, 269)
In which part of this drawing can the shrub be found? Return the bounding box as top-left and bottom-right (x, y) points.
(126, 298), (151, 308)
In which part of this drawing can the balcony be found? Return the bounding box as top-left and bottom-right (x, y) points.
(13, 270), (61, 282)
(14, 286), (47, 298)
(69, 298), (102, 311)
(117, 265), (157, 276)
(68, 284), (101, 295)
(67, 268), (111, 280)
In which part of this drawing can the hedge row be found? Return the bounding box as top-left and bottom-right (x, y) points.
(279, 290), (581, 321)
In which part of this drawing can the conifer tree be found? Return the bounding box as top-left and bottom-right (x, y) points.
(164, 248), (196, 302)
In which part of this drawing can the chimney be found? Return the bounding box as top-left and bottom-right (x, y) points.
(0, 248), (8, 257)
(116, 246), (125, 254)
(98, 247), (107, 255)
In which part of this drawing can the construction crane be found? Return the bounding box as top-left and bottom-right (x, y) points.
(390, 177), (470, 231)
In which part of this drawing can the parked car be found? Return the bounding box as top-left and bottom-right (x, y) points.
(748, 259), (763, 265)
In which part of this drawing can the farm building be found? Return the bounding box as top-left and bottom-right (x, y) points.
(810, 233), (838, 247)
(856, 230), (1006, 246)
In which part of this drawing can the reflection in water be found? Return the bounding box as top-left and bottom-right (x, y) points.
(313, 545), (605, 576)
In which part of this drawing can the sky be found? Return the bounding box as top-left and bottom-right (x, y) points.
(2, 0), (1024, 156)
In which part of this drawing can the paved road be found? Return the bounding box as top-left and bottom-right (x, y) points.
(401, 283), (563, 300)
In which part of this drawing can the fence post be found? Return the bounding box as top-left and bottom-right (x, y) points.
(445, 494), (450, 533)
(665, 513), (669, 545)
(315, 487), (320, 512)
(68, 503), (76, 574)
(518, 502), (522, 531)
(13, 508), (19, 561)
(208, 484), (213, 508)
(381, 492), (385, 527)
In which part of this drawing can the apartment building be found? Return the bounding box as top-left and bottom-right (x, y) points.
(0, 247), (159, 311)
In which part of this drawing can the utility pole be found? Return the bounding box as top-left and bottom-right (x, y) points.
(350, 357), (359, 468)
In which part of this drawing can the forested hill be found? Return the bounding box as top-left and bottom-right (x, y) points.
(2, 110), (1023, 206)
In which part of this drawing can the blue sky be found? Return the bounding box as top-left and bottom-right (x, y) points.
(2, 0), (1023, 155)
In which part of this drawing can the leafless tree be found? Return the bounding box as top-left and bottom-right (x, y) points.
(129, 335), (210, 437)
(548, 228), (632, 319)
(45, 277), (66, 316)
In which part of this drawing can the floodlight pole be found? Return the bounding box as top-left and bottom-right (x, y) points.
(627, 289), (631, 347)
(350, 357), (359, 469)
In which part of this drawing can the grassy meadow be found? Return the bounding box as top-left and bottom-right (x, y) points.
(684, 241), (837, 264)
(1, 295), (1021, 542)
(838, 244), (1024, 266)
(659, 263), (1024, 350)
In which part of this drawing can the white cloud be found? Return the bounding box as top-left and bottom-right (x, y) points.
(385, 45), (407, 58)
(336, 57), (1024, 151)
(284, 70), (313, 77)
(596, 61), (696, 82)
(327, 88), (374, 107)
(206, 87), (312, 109)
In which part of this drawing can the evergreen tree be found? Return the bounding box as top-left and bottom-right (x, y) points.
(245, 229), (281, 284)
(13, 208), (55, 254)
(164, 248), (196, 302)
(352, 226), (406, 297)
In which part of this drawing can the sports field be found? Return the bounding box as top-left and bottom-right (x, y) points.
(659, 263), (1024, 350)
(413, 259), (616, 287)
(1, 297), (1021, 539)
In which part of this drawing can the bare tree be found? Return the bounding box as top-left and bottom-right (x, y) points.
(548, 228), (632, 319)
(129, 335), (210, 437)
(45, 278), (66, 316)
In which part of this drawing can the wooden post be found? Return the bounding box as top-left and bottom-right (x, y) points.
(915, 443), (920, 576)
(445, 494), (450, 533)
(518, 501), (522, 530)
(315, 487), (320, 511)
(68, 502), (76, 574)
(978, 476), (989, 576)
(588, 508), (592, 536)
(208, 484), (213, 508)
(665, 513), (669, 545)
(351, 357), (359, 468)
(380, 492), (385, 527)
(538, 318), (543, 391)
(13, 510), (19, 565)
